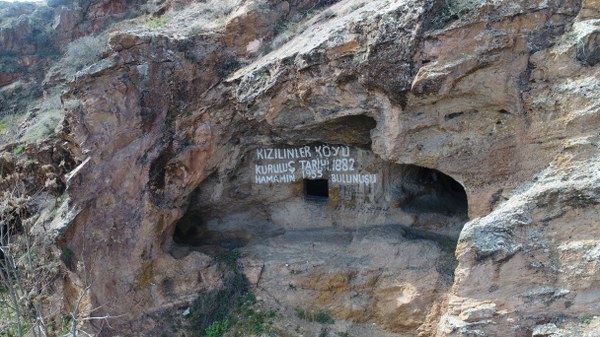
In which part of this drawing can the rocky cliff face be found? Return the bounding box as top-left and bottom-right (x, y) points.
(0, 0), (147, 117)
(1, 0), (599, 336)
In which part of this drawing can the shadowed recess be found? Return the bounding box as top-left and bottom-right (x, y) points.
(394, 164), (468, 218)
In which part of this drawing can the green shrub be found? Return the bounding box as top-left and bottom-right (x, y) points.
(216, 57), (241, 78)
(221, 293), (286, 336)
(205, 319), (232, 337)
(295, 308), (334, 324)
(61, 247), (75, 268)
(189, 270), (248, 335)
(20, 108), (63, 143)
(13, 144), (25, 154)
(215, 250), (241, 268)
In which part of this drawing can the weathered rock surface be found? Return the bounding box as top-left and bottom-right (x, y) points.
(1, 0), (599, 335)
(0, 0), (147, 116)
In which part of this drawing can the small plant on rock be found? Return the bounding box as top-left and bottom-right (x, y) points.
(13, 144), (25, 155)
(295, 308), (334, 324)
(145, 15), (170, 29)
(216, 57), (241, 78)
(215, 249), (241, 268)
(205, 318), (232, 337)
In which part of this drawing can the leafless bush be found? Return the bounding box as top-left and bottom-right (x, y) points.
(182, 0), (242, 35)
(0, 153), (65, 337)
(0, 180), (49, 337)
(63, 36), (103, 71)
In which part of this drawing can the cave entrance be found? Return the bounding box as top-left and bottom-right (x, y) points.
(393, 164), (468, 240)
(164, 155), (468, 336)
(304, 179), (329, 200)
(170, 210), (251, 258)
(169, 161), (470, 257)
(396, 165), (468, 217)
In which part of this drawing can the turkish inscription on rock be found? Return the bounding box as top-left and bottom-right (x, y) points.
(254, 145), (377, 185)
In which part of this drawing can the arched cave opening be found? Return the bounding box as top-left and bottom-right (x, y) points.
(398, 165), (467, 213)
(169, 160), (469, 256)
(394, 164), (468, 231)
(170, 209), (253, 258)
(166, 146), (470, 334)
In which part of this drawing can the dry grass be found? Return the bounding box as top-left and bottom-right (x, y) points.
(174, 0), (243, 36)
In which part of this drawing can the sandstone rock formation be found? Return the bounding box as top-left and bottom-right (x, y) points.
(1, 0), (599, 336)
